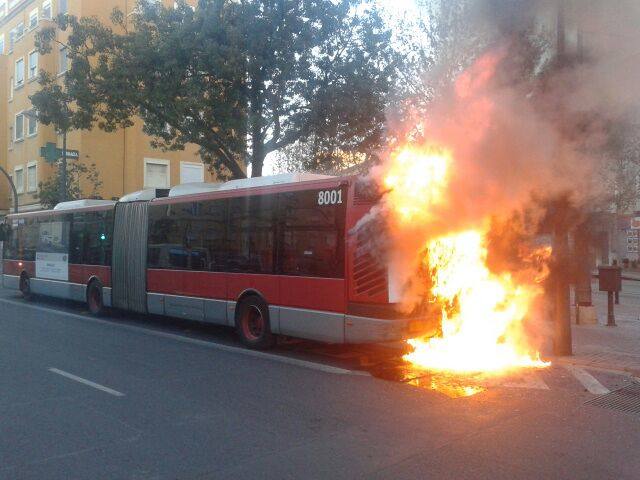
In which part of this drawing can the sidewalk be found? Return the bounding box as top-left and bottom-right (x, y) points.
(557, 281), (640, 377)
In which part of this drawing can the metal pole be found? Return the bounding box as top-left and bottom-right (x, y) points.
(554, 227), (572, 355)
(607, 291), (616, 326)
(60, 129), (68, 202)
(0, 165), (19, 213)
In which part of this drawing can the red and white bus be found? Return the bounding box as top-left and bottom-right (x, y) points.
(1, 173), (428, 348)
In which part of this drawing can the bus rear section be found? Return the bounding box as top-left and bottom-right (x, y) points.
(139, 175), (430, 346)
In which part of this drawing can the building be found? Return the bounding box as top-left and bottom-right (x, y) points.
(0, 0), (220, 213)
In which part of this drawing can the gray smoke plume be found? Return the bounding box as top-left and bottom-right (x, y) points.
(367, 0), (640, 314)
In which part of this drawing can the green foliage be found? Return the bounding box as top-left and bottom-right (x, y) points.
(38, 161), (103, 209)
(33, 0), (395, 178)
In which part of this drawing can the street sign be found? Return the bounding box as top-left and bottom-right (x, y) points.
(39, 142), (80, 162)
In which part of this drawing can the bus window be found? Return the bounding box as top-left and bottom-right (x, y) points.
(22, 218), (39, 261)
(197, 199), (227, 272)
(37, 216), (70, 255)
(71, 210), (114, 266)
(279, 188), (346, 278)
(227, 195), (276, 274)
(148, 203), (210, 271)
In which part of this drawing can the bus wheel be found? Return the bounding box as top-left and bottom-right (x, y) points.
(236, 295), (275, 350)
(86, 280), (105, 316)
(19, 273), (32, 300)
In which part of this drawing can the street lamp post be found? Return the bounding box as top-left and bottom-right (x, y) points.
(0, 165), (19, 213)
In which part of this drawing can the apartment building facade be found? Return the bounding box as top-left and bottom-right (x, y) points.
(0, 0), (219, 213)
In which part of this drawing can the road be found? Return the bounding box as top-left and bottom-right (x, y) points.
(1, 288), (640, 480)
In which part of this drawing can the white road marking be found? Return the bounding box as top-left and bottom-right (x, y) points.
(0, 298), (368, 377)
(564, 365), (610, 395)
(48, 368), (125, 397)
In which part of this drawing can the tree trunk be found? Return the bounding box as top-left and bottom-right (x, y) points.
(249, 76), (264, 178)
(251, 149), (265, 177)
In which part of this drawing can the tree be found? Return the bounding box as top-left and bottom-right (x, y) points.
(34, 0), (394, 179)
(271, 136), (371, 175)
(29, 73), (76, 201)
(38, 161), (103, 209)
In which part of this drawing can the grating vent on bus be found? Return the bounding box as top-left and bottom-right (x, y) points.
(353, 182), (381, 206)
(353, 235), (387, 298)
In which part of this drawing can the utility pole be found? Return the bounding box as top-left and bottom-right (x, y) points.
(553, 0), (572, 356)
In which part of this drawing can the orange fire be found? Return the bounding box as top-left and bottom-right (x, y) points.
(381, 145), (550, 375)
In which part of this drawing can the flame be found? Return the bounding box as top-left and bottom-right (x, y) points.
(382, 146), (451, 224)
(404, 229), (549, 374)
(380, 145), (550, 375)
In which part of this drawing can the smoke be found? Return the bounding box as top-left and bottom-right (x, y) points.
(365, 0), (640, 313)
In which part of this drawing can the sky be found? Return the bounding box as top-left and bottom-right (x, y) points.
(375, 0), (421, 19)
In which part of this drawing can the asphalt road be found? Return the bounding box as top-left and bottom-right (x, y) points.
(1, 289), (640, 480)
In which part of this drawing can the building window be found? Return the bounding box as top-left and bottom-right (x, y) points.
(180, 161), (204, 184)
(9, 77), (13, 100)
(15, 22), (24, 40)
(29, 8), (38, 29)
(15, 57), (24, 87)
(59, 46), (68, 74)
(58, 0), (67, 15)
(28, 51), (38, 80)
(0, 34), (4, 54)
(27, 115), (37, 136)
(0, 1), (6, 19)
(27, 163), (38, 192)
(42, 0), (52, 19)
(144, 159), (170, 188)
(8, 28), (15, 51)
(15, 113), (24, 141)
(14, 167), (24, 194)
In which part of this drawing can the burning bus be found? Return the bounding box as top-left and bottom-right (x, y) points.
(1, 173), (431, 350)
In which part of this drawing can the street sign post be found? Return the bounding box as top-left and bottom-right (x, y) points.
(598, 265), (621, 326)
(39, 142), (80, 162)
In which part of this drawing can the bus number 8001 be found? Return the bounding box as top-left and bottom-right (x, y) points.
(317, 189), (343, 206)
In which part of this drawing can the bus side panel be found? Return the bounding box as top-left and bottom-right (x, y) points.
(69, 264), (111, 288)
(226, 273), (280, 305)
(147, 269), (226, 299)
(278, 276), (346, 343)
(278, 277), (344, 313)
(3, 259), (34, 277)
(146, 269), (228, 324)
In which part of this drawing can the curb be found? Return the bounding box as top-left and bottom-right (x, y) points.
(554, 356), (640, 378)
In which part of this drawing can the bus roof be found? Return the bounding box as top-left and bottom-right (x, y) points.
(168, 173), (334, 198)
(4, 173), (357, 219)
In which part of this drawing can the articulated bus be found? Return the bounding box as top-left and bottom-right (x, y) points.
(1, 173), (428, 348)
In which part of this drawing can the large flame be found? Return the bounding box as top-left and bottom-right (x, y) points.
(381, 145), (550, 375)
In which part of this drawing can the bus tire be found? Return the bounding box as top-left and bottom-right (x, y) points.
(86, 280), (105, 316)
(235, 295), (275, 350)
(19, 273), (32, 301)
